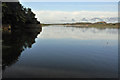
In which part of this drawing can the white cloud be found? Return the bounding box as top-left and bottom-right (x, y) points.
(33, 10), (118, 24)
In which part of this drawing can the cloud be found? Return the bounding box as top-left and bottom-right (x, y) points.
(33, 10), (118, 23)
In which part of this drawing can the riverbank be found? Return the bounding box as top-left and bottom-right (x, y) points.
(41, 23), (119, 29)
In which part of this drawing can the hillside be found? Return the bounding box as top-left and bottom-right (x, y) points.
(2, 2), (40, 29)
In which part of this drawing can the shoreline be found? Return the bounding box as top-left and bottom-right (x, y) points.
(41, 23), (119, 29)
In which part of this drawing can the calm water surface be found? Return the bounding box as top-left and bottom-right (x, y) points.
(3, 25), (118, 78)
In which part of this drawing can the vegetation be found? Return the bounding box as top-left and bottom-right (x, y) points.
(2, 2), (42, 69)
(88, 23), (118, 29)
(41, 22), (119, 29)
(2, 2), (40, 30)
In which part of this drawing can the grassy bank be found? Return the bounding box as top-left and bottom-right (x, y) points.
(88, 23), (118, 29)
(41, 23), (119, 29)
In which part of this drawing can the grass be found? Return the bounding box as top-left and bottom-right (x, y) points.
(41, 23), (119, 29)
(86, 24), (118, 29)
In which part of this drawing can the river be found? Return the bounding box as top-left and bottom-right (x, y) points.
(2, 25), (118, 78)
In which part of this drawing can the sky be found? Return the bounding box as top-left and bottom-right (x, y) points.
(20, 2), (118, 23)
(19, 0), (119, 2)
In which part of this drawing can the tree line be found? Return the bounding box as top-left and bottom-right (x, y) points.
(2, 2), (40, 29)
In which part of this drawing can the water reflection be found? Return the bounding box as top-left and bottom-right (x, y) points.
(2, 25), (118, 78)
(2, 24), (42, 70)
(40, 25), (118, 40)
